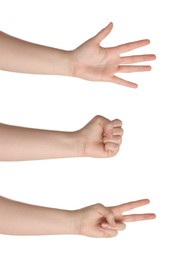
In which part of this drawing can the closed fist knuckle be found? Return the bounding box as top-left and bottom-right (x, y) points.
(117, 136), (122, 144)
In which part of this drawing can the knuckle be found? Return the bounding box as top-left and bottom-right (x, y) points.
(92, 115), (102, 124)
(114, 119), (122, 125)
(114, 146), (120, 155)
(94, 115), (101, 121)
(114, 143), (120, 150)
(118, 128), (124, 136)
(117, 136), (122, 144)
(94, 203), (104, 211)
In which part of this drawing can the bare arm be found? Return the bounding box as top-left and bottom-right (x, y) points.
(0, 122), (81, 161)
(0, 196), (155, 237)
(0, 31), (73, 76)
(0, 115), (123, 161)
(0, 23), (156, 87)
(0, 196), (76, 235)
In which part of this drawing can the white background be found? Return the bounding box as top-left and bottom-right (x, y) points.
(0, 0), (180, 259)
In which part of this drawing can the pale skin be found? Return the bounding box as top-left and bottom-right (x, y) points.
(0, 23), (156, 235)
(0, 22), (156, 87)
(0, 22), (156, 160)
(0, 115), (123, 161)
(0, 117), (156, 236)
(0, 196), (155, 237)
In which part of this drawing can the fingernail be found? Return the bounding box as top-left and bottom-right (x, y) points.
(101, 223), (110, 229)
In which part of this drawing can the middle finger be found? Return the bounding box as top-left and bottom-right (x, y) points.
(117, 65), (151, 73)
(120, 54), (156, 64)
(121, 213), (156, 222)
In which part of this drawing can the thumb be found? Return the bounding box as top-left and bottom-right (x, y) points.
(95, 203), (116, 227)
(101, 221), (126, 231)
(93, 22), (113, 44)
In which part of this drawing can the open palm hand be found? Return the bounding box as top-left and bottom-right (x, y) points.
(72, 22), (156, 87)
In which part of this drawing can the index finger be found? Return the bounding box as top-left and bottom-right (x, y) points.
(110, 199), (150, 216)
(116, 39), (150, 54)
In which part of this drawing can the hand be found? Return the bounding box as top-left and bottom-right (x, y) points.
(72, 22), (156, 87)
(79, 115), (123, 158)
(74, 199), (156, 238)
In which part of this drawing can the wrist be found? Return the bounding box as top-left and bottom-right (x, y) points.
(56, 50), (75, 77)
(56, 130), (85, 158)
(57, 209), (82, 236)
(67, 48), (82, 79)
(70, 209), (82, 236)
(59, 210), (80, 235)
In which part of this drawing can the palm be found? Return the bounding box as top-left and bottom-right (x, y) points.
(73, 22), (156, 87)
(74, 41), (115, 82)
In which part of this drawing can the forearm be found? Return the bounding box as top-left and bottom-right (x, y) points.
(0, 123), (83, 161)
(0, 196), (76, 235)
(0, 31), (74, 76)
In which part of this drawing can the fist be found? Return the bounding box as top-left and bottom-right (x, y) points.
(79, 115), (123, 158)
